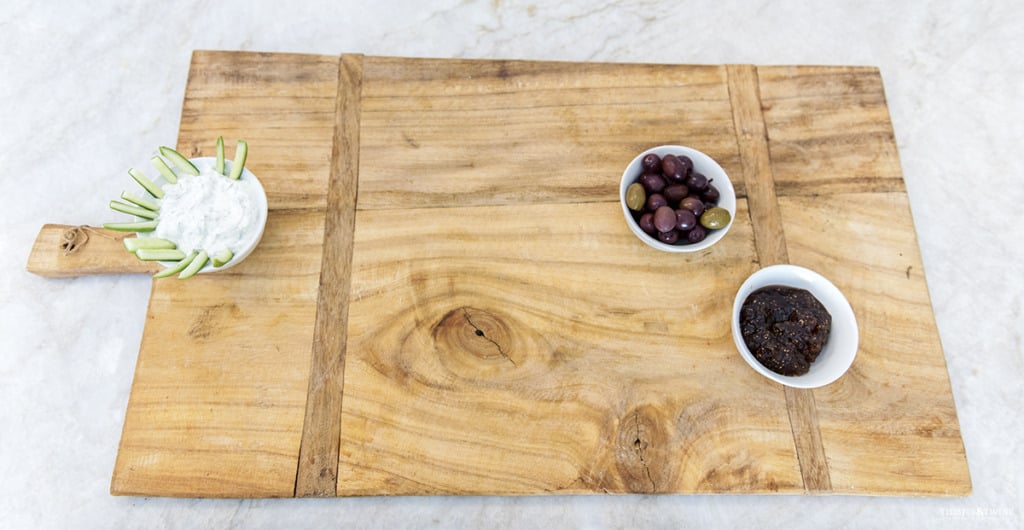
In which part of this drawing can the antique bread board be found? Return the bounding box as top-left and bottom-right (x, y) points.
(109, 51), (970, 498)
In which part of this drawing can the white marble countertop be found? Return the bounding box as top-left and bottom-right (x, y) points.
(2, 1), (1021, 528)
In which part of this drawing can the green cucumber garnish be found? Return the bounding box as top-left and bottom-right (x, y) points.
(128, 168), (164, 199)
(135, 248), (187, 261)
(120, 191), (159, 212)
(123, 237), (176, 252)
(158, 146), (200, 176)
(215, 136), (225, 175)
(153, 251), (197, 279)
(150, 155), (178, 184)
(178, 250), (209, 279)
(228, 140), (248, 180)
(111, 138), (256, 278)
(103, 220), (159, 232)
(109, 200), (158, 220)
(211, 248), (234, 267)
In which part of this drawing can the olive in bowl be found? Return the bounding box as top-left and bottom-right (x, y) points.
(620, 145), (735, 253)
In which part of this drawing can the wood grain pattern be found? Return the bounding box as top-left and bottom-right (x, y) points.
(337, 201), (802, 494)
(726, 65), (788, 266)
(175, 51), (340, 211)
(333, 57), (802, 495)
(757, 66), (906, 196)
(779, 193), (970, 495)
(357, 58), (744, 210)
(759, 65), (970, 496)
(727, 64), (831, 493)
(103, 53), (970, 498)
(26, 224), (159, 277)
(294, 53), (363, 497)
(111, 51), (339, 497)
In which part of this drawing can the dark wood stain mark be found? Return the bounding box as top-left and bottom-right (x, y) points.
(402, 132), (420, 148)
(294, 53), (363, 497)
(188, 303), (240, 340)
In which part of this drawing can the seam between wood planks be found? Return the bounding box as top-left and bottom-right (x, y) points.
(726, 64), (833, 494)
(294, 53), (363, 497)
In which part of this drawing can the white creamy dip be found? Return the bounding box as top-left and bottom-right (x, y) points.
(153, 166), (259, 256)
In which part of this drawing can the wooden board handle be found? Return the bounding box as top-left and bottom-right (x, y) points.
(26, 224), (160, 278)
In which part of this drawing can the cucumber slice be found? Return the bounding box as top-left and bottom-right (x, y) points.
(158, 146), (200, 176)
(128, 168), (164, 199)
(135, 248), (187, 261)
(123, 237), (176, 252)
(178, 250), (209, 279)
(153, 251), (197, 279)
(228, 140), (248, 180)
(120, 191), (160, 212)
(211, 248), (234, 267)
(215, 136), (225, 175)
(150, 155), (178, 184)
(103, 220), (159, 232)
(109, 200), (158, 220)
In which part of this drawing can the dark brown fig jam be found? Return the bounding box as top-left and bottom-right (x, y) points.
(740, 286), (832, 376)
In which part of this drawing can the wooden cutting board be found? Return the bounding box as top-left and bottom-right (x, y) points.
(38, 51), (972, 497)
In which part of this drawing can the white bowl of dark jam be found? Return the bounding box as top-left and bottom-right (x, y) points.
(732, 264), (859, 388)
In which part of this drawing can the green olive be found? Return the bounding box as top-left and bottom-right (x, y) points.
(700, 207), (731, 229)
(625, 182), (646, 211)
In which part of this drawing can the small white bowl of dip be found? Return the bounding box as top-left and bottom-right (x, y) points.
(141, 157), (268, 273)
(732, 265), (859, 388)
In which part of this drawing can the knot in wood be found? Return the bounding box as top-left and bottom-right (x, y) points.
(433, 307), (517, 368)
(614, 405), (671, 493)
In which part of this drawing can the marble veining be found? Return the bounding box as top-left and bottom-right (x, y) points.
(2, 0), (1022, 528)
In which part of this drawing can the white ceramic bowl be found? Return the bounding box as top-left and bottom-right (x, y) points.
(140, 156), (268, 274)
(732, 264), (859, 388)
(620, 145), (736, 253)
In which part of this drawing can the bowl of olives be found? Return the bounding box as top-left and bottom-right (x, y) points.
(620, 145), (735, 252)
